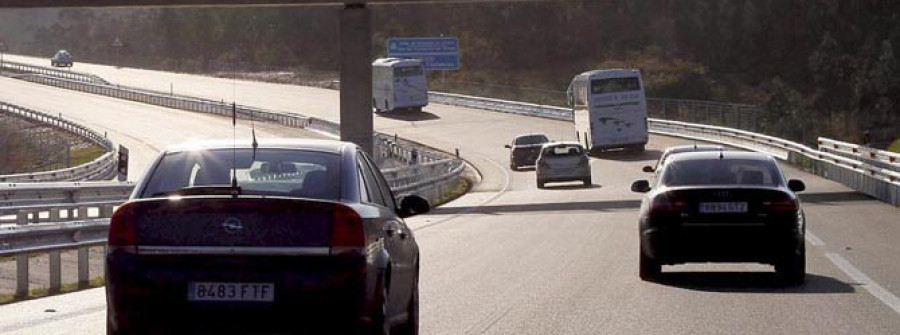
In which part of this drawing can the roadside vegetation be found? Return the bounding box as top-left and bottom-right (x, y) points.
(0, 114), (106, 174)
(1, 1), (898, 148)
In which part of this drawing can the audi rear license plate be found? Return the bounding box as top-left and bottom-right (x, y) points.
(188, 282), (275, 302)
(699, 202), (748, 214)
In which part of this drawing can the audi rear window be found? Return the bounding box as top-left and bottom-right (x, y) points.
(662, 158), (784, 187)
(140, 148), (341, 200)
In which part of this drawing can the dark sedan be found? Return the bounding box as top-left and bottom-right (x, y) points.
(631, 151), (806, 285)
(106, 139), (429, 334)
(505, 133), (550, 170)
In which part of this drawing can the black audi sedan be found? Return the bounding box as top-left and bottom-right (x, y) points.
(631, 151), (806, 285)
(504, 133), (550, 170)
(106, 139), (429, 334)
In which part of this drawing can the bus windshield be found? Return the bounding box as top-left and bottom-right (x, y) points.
(394, 66), (424, 77)
(591, 77), (641, 94)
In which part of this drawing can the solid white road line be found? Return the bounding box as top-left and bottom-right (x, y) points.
(826, 252), (900, 316)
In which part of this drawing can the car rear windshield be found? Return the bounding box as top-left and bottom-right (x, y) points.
(543, 145), (583, 157)
(514, 135), (549, 145)
(140, 148), (341, 200)
(591, 77), (641, 94)
(662, 158), (784, 187)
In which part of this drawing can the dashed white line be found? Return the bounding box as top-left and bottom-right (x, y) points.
(826, 252), (900, 315)
(805, 230), (825, 247)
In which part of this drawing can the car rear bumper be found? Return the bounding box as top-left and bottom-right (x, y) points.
(640, 223), (803, 265)
(106, 253), (370, 333)
(537, 166), (591, 182)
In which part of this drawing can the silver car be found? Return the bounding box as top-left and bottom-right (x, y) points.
(536, 141), (591, 188)
(643, 144), (723, 173)
(51, 50), (73, 67)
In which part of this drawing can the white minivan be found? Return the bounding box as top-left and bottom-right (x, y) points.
(372, 58), (428, 112)
(567, 69), (649, 153)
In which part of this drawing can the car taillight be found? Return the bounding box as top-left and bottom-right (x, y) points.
(648, 194), (687, 217)
(331, 204), (365, 248)
(763, 198), (799, 213)
(108, 202), (138, 249)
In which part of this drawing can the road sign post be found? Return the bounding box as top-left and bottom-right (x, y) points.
(387, 37), (460, 71)
(110, 36), (124, 68)
(0, 40), (8, 67)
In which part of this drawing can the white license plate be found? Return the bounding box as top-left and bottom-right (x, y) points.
(188, 282), (275, 302)
(699, 202), (748, 214)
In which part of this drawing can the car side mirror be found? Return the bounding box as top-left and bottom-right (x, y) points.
(398, 195), (430, 218)
(631, 180), (651, 193)
(788, 179), (806, 193)
(504, 144), (511, 149)
(642, 165), (654, 173)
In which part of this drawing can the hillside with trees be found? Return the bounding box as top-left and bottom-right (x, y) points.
(1, 0), (898, 147)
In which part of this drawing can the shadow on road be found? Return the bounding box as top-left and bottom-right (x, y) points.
(430, 199), (641, 215)
(375, 109), (441, 121)
(656, 271), (857, 294)
(590, 149), (663, 162)
(541, 183), (602, 190)
(799, 191), (875, 204)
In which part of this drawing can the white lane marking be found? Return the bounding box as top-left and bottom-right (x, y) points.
(826, 252), (900, 315)
(414, 152), (511, 231)
(805, 230), (825, 246)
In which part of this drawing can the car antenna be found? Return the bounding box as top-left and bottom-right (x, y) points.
(230, 102), (240, 198)
(251, 104), (258, 160)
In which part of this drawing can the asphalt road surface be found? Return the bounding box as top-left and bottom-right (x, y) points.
(1, 55), (899, 334)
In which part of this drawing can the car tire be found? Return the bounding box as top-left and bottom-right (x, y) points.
(393, 273), (419, 335)
(639, 249), (661, 281)
(775, 246), (806, 285)
(633, 145), (646, 153)
(510, 163), (518, 171)
(536, 180), (545, 189)
(583, 177), (592, 186)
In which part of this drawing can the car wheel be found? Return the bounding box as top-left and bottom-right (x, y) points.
(510, 162), (518, 171)
(583, 177), (592, 186)
(633, 145), (646, 153)
(775, 245), (806, 285)
(536, 180), (545, 189)
(639, 248), (661, 281)
(393, 273), (419, 335)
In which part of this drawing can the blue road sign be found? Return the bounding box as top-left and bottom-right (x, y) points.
(387, 37), (459, 71)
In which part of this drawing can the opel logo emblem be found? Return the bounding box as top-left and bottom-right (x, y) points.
(222, 217), (244, 234)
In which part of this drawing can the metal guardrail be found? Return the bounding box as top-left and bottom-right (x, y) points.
(10, 72), (468, 201)
(0, 102), (119, 183)
(429, 91), (900, 206)
(1, 60), (110, 86)
(818, 137), (900, 172)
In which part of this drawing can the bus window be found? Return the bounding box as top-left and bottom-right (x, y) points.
(591, 77), (641, 94)
(394, 66), (424, 77)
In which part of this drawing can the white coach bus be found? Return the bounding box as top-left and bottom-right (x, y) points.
(372, 58), (429, 112)
(567, 69), (649, 153)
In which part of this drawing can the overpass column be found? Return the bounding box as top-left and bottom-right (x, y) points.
(340, 3), (373, 154)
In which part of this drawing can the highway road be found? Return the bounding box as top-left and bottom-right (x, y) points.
(2, 55), (900, 334)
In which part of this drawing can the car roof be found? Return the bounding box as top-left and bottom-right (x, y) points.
(163, 138), (352, 154)
(514, 133), (548, 140)
(664, 144), (724, 154)
(666, 150), (775, 163)
(541, 141), (583, 148)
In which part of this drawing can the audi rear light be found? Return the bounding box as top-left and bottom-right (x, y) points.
(648, 193), (688, 217)
(331, 204), (365, 249)
(108, 202), (138, 250)
(763, 195), (799, 213)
